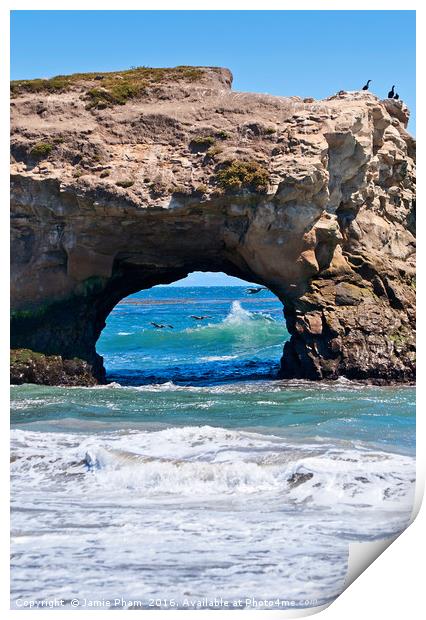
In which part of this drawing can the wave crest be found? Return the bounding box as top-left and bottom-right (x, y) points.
(71, 426), (416, 509)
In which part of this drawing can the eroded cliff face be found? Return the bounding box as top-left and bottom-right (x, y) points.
(10, 67), (416, 384)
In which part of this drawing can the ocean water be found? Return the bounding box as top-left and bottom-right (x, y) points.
(10, 286), (415, 609)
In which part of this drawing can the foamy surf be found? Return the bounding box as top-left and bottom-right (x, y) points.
(183, 301), (281, 339)
(10, 424), (414, 607)
(80, 443), (415, 511)
(11, 425), (415, 512)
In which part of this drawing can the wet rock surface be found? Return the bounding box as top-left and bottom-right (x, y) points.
(10, 349), (98, 386)
(10, 67), (415, 384)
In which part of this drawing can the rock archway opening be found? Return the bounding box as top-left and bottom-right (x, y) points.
(96, 271), (289, 386)
(10, 69), (415, 386)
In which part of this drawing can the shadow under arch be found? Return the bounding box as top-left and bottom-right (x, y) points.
(61, 247), (299, 383)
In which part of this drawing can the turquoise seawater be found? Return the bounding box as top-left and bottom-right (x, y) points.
(10, 286), (415, 609)
(98, 286), (288, 384)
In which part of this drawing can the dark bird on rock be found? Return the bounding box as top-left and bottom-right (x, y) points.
(150, 322), (174, 329)
(246, 287), (267, 295)
(190, 315), (210, 320)
(362, 80), (372, 90)
(394, 93), (400, 100)
(388, 85), (395, 98)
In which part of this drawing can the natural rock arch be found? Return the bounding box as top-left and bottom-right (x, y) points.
(10, 67), (415, 385)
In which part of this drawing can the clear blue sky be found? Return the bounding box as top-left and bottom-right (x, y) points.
(10, 10), (415, 116)
(10, 10), (416, 286)
(167, 272), (254, 287)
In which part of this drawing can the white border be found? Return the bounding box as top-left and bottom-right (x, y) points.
(2, 2), (423, 618)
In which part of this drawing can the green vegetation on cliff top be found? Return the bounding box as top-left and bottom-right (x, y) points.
(11, 66), (205, 108)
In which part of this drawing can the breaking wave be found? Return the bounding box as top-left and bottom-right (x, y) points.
(11, 426), (415, 515)
(100, 300), (288, 384)
(105, 302), (286, 351)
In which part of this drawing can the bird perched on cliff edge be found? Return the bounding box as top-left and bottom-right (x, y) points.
(394, 93), (400, 100)
(362, 80), (372, 90)
(388, 85), (395, 98)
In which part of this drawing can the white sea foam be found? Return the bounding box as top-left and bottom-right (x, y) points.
(199, 354), (238, 362)
(51, 376), (372, 395)
(183, 300), (279, 334)
(88, 430), (414, 509)
(10, 425), (415, 607)
(223, 300), (254, 324)
(11, 425), (415, 510)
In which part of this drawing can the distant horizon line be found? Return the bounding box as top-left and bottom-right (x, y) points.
(156, 284), (257, 287)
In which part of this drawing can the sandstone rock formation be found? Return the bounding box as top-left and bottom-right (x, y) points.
(10, 66), (416, 385)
